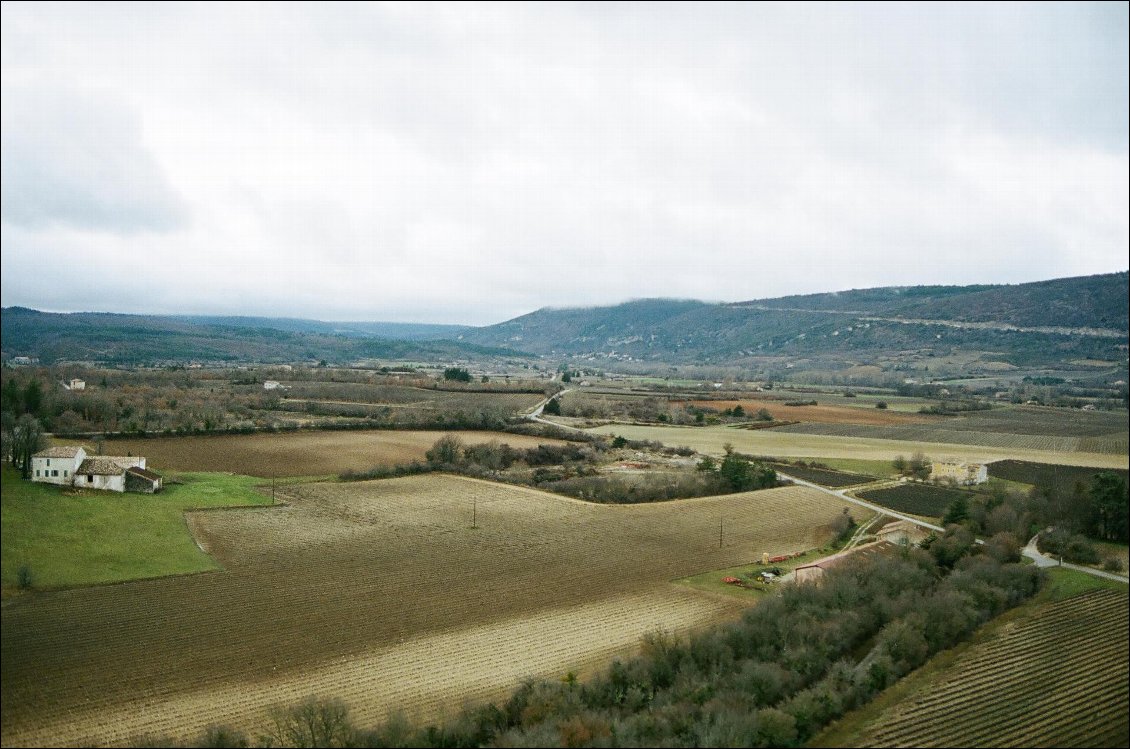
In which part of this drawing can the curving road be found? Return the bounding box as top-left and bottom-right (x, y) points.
(778, 470), (1128, 584)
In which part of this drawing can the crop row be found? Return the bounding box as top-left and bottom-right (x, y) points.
(860, 589), (1128, 747)
(769, 463), (877, 487)
(856, 483), (972, 517)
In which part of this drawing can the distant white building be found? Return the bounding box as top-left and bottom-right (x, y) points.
(931, 459), (988, 485)
(62, 378), (86, 391)
(31, 446), (160, 493)
(263, 380), (282, 390)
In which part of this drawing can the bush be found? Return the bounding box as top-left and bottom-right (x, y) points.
(1103, 557), (1124, 573)
(425, 434), (465, 466)
(1037, 528), (1101, 564)
(263, 697), (355, 748)
(876, 401), (888, 409)
(16, 564), (33, 591)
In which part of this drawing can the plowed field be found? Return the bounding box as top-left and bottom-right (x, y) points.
(1, 476), (855, 747)
(85, 429), (565, 478)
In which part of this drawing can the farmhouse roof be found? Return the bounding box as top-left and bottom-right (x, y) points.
(34, 446), (84, 458)
(76, 457), (129, 476)
(125, 466), (161, 481)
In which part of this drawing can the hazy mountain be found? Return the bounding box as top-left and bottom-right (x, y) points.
(0, 308), (515, 366)
(170, 315), (469, 340)
(461, 272), (1129, 366)
(4, 272), (1126, 369)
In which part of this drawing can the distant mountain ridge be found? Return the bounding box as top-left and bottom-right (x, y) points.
(3, 272), (1126, 368)
(170, 315), (469, 341)
(460, 271), (1129, 366)
(0, 308), (511, 366)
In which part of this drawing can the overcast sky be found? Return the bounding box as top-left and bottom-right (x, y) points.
(2, 2), (1127, 325)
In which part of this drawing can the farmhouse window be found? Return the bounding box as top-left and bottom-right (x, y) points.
(87, 475), (93, 483)
(46, 459), (51, 467)
(35, 470), (40, 477)
(64, 471), (69, 477)
(52, 470), (58, 477)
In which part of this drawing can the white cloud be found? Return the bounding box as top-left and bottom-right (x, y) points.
(1, 2), (1126, 325)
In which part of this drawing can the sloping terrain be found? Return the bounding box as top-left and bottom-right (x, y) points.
(461, 272), (1129, 366)
(0, 307), (520, 366)
(834, 588), (1129, 748)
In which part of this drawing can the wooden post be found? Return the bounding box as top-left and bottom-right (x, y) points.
(473, 498), (477, 529)
(719, 515), (723, 548)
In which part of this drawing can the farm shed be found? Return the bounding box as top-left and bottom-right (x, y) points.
(125, 467), (163, 493)
(876, 519), (929, 547)
(793, 541), (896, 585)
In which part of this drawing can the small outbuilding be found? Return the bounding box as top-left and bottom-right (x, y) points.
(125, 466), (163, 493)
(876, 519), (930, 547)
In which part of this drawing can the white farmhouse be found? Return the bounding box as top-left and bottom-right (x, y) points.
(31, 447), (161, 493)
(30, 446), (86, 485)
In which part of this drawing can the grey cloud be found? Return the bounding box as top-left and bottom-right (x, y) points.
(1, 84), (188, 233)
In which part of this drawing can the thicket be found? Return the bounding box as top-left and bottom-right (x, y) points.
(342, 436), (782, 505)
(164, 539), (1041, 747)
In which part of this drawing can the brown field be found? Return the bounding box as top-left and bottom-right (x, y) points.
(683, 399), (937, 426)
(77, 430), (566, 478)
(0, 476), (858, 747)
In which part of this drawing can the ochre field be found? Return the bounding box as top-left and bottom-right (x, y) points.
(69, 429), (565, 478)
(589, 424), (1130, 470)
(0, 476), (857, 747)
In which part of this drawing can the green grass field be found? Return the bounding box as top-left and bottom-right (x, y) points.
(0, 465), (273, 593)
(677, 547), (837, 599)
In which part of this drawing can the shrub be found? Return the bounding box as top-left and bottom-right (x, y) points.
(1103, 557), (1125, 573)
(1037, 528), (1101, 564)
(263, 697), (355, 748)
(425, 434), (465, 466)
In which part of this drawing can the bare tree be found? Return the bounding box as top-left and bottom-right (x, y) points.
(7, 415), (46, 479)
